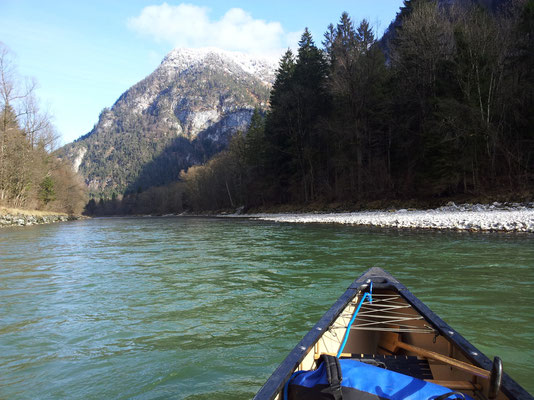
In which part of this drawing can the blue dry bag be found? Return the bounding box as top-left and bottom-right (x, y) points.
(286, 355), (474, 400)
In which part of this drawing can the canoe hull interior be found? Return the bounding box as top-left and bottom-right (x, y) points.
(253, 267), (533, 400)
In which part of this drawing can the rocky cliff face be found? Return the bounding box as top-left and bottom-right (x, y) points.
(60, 48), (276, 197)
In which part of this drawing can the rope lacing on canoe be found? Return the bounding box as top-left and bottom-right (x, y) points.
(332, 293), (436, 334)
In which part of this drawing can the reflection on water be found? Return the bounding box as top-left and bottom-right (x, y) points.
(0, 217), (533, 399)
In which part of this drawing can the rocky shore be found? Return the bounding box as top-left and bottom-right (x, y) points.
(0, 213), (74, 227)
(239, 202), (534, 233)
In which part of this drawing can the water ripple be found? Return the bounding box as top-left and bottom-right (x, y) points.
(1, 217), (533, 398)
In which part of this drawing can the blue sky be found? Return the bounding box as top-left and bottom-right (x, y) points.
(0, 0), (405, 145)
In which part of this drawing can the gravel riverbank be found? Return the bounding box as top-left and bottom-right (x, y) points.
(235, 202), (534, 233)
(0, 212), (78, 227)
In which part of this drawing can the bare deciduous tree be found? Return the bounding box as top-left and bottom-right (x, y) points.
(0, 42), (86, 212)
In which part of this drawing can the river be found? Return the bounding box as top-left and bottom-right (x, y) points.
(1, 217), (532, 399)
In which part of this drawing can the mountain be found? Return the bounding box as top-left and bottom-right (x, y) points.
(60, 47), (276, 197)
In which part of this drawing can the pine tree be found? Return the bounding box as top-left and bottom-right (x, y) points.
(268, 49), (296, 110)
(327, 14), (390, 199)
(245, 108), (266, 169)
(292, 28), (330, 202)
(263, 50), (297, 203)
(323, 23), (336, 61)
(39, 175), (56, 204)
(356, 19), (374, 54)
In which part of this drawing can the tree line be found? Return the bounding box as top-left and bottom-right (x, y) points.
(89, 0), (533, 215)
(0, 44), (87, 214)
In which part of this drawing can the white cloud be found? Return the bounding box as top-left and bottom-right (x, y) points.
(128, 3), (298, 58)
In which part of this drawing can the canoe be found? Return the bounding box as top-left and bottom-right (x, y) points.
(253, 267), (532, 400)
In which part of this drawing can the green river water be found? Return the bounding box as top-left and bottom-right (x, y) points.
(0, 217), (532, 399)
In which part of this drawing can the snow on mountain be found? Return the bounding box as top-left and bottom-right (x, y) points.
(162, 47), (277, 84)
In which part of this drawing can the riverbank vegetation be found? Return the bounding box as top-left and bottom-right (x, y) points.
(0, 44), (87, 215)
(89, 0), (533, 216)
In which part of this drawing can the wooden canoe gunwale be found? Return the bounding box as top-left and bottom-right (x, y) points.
(253, 267), (533, 400)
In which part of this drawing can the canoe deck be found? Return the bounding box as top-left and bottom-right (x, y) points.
(298, 288), (487, 396)
(254, 267), (533, 400)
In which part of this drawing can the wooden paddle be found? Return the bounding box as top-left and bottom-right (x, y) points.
(379, 331), (491, 379)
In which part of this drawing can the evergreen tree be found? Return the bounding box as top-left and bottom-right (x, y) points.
(85, 198), (97, 215)
(269, 50), (296, 110)
(323, 24), (336, 61)
(263, 50), (297, 203)
(327, 14), (389, 199)
(291, 28), (330, 202)
(39, 175), (56, 204)
(244, 109), (266, 176)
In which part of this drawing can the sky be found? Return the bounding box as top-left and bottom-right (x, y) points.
(0, 0), (405, 145)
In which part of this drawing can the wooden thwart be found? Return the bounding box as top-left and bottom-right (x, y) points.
(379, 332), (491, 379)
(427, 380), (482, 391)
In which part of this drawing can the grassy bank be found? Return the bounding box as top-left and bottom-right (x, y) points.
(0, 206), (68, 217)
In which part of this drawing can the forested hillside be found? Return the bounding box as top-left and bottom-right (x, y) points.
(0, 44), (87, 214)
(90, 0), (533, 215)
